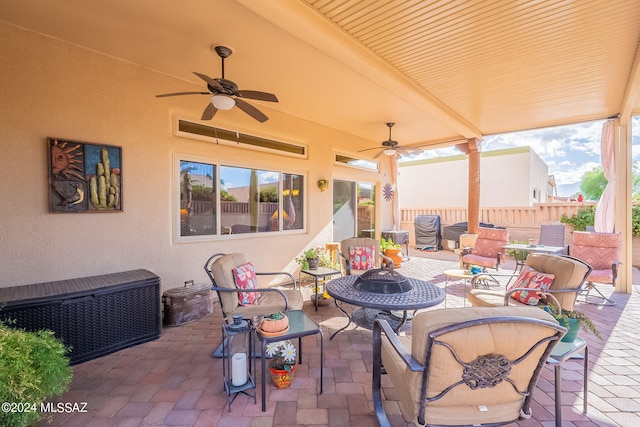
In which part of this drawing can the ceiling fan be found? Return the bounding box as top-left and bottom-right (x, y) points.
(360, 123), (423, 158)
(156, 45), (278, 123)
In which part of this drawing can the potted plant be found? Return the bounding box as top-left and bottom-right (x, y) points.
(259, 312), (289, 334)
(542, 304), (602, 342)
(380, 238), (402, 267)
(265, 339), (297, 389)
(295, 248), (320, 270)
(295, 247), (339, 270)
(0, 320), (73, 427)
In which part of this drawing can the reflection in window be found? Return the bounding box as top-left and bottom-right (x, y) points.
(357, 182), (376, 238)
(218, 166), (305, 235)
(180, 160), (216, 236)
(282, 173), (304, 231)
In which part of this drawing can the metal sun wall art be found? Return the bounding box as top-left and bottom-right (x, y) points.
(48, 138), (122, 213)
(383, 183), (393, 201)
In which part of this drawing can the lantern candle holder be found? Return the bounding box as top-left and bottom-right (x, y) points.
(222, 314), (256, 411)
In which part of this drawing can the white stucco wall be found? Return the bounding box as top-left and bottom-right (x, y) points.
(0, 23), (392, 288)
(399, 147), (549, 208)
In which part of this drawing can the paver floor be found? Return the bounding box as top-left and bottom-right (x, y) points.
(37, 249), (640, 426)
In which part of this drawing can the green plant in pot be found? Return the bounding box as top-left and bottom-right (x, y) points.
(542, 304), (602, 342)
(0, 320), (73, 427)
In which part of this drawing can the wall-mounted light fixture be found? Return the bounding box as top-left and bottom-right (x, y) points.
(317, 179), (328, 192)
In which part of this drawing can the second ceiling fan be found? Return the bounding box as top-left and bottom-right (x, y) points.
(156, 46), (278, 123)
(360, 123), (423, 158)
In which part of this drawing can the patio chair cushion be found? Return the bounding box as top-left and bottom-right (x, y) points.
(461, 227), (509, 269)
(507, 266), (555, 305)
(468, 254), (590, 311)
(349, 245), (376, 270)
(208, 253), (303, 316)
(381, 306), (560, 425)
(232, 262), (260, 306)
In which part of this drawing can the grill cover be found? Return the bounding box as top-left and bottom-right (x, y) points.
(353, 268), (413, 294)
(415, 215), (442, 248)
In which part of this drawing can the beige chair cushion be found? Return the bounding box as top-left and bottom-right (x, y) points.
(381, 306), (559, 425)
(208, 253), (303, 318)
(468, 253), (589, 311)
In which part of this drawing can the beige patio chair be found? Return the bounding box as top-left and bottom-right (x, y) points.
(204, 253), (303, 319)
(467, 253), (591, 311)
(339, 237), (393, 276)
(372, 306), (566, 426)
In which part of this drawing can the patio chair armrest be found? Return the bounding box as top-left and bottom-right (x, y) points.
(210, 286), (290, 311)
(470, 271), (517, 289)
(373, 319), (423, 372)
(379, 253), (394, 270)
(338, 251), (352, 275)
(612, 261), (621, 280)
(255, 271), (298, 290)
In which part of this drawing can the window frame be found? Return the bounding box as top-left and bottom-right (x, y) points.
(173, 153), (307, 243)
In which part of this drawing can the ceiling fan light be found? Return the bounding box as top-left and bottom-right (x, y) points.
(383, 149), (396, 156)
(211, 94), (235, 110)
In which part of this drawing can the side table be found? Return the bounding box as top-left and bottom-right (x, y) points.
(255, 310), (324, 412)
(546, 338), (588, 427)
(301, 267), (342, 311)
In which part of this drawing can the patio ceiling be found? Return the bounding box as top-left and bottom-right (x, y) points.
(1, 0), (640, 154)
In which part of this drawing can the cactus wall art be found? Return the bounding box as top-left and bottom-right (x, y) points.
(48, 138), (122, 212)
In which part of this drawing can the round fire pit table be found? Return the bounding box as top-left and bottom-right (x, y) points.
(326, 270), (444, 339)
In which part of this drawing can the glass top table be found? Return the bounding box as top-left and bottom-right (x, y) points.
(254, 310), (323, 412)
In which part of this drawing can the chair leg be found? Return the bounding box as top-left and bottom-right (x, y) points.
(580, 283), (616, 306)
(372, 322), (392, 427)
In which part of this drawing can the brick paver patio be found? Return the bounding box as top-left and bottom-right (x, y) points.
(38, 249), (640, 426)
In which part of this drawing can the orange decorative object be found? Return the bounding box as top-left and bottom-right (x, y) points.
(260, 313), (289, 333)
(269, 364), (296, 389)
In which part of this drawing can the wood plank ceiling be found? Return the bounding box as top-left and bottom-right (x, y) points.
(1, 0), (640, 151)
(300, 0), (640, 139)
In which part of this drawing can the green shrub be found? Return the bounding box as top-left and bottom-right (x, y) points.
(0, 321), (72, 427)
(560, 207), (595, 231)
(561, 205), (640, 236)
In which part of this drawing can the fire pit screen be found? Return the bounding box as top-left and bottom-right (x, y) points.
(353, 268), (413, 295)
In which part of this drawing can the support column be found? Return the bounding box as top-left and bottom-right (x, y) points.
(457, 139), (481, 234)
(616, 119), (633, 293)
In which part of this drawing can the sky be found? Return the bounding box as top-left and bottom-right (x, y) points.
(405, 117), (640, 197)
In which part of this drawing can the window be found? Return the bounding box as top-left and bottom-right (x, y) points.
(334, 152), (378, 171)
(176, 155), (304, 241)
(180, 160), (216, 236)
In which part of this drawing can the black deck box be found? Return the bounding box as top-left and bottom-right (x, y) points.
(0, 269), (161, 365)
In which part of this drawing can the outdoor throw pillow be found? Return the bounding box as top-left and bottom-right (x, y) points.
(349, 245), (376, 270)
(507, 266), (555, 305)
(232, 262), (261, 306)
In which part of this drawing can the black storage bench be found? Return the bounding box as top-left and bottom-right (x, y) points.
(0, 269), (161, 365)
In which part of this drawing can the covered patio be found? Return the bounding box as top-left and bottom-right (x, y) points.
(41, 250), (640, 426)
(1, 2), (640, 426)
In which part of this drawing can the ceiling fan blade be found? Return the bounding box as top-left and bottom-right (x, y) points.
(395, 148), (412, 156)
(193, 71), (223, 91)
(201, 103), (217, 120)
(234, 98), (269, 123)
(399, 145), (424, 154)
(237, 90), (278, 102)
(155, 91), (210, 98)
(358, 146), (384, 153)
(372, 149), (386, 159)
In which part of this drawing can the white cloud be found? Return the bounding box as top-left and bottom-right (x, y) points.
(405, 118), (640, 188)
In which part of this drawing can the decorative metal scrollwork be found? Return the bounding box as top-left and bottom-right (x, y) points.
(462, 355), (512, 389)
